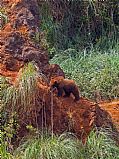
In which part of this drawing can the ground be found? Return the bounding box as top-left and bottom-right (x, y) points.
(100, 100), (119, 131)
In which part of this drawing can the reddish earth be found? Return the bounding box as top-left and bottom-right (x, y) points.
(99, 101), (119, 131)
(1, 0), (119, 145)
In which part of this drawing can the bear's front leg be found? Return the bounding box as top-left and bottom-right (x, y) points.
(58, 88), (63, 97)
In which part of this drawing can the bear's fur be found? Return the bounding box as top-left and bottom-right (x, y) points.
(50, 76), (80, 101)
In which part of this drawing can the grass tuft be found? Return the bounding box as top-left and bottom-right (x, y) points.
(1, 63), (38, 111)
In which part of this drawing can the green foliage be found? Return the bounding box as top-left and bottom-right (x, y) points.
(50, 46), (119, 100)
(14, 132), (81, 159)
(40, 1), (119, 51)
(0, 129), (15, 159)
(84, 129), (119, 159)
(1, 63), (38, 111)
(13, 129), (119, 159)
(0, 63), (39, 158)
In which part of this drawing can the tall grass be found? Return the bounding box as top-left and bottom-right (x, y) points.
(0, 7), (8, 29)
(1, 60), (119, 159)
(0, 63), (40, 159)
(1, 63), (38, 111)
(14, 132), (81, 159)
(40, 1), (119, 51)
(14, 129), (119, 159)
(50, 46), (119, 100)
(84, 129), (119, 159)
(0, 131), (14, 159)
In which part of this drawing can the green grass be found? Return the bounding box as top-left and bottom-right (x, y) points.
(1, 63), (38, 111)
(50, 46), (119, 100)
(84, 129), (119, 159)
(40, 1), (119, 51)
(1, 129), (119, 159)
(0, 7), (8, 29)
(0, 63), (40, 159)
(0, 128), (16, 159)
(1, 57), (119, 159)
(13, 130), (119, 159)
(14, 132), (81, 159)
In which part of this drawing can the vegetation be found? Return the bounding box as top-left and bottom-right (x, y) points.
(84, 129), (119, 159)
(40, 0), (119, 51)
(1, 129), (119, 159)
(1, 55), (119, 158)
(1, 63), (38, 111)
(0, 7), (8, 29)
(14, 130), (119, 159)
(50, 45), (119, 100)
(40, 0), (119, 101)
(1, 63), (39, 158)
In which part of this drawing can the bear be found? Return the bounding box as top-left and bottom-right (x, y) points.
(50, 76), (80, 101)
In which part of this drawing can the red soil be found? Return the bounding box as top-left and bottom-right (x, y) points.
(99, 101), (119, 131)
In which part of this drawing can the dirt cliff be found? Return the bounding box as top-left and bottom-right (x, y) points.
(0, 0), (118, 144)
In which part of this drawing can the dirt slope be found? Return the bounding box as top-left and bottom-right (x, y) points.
(99, 101), (119, 131)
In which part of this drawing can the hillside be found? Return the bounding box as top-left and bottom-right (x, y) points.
(0, 0), (119, 159)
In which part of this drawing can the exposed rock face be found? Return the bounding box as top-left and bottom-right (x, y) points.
(14, 7), (37, 29)
(5, 32), (25, 55)
(0, 0), (63, 78)
(1, 0), (118, 145)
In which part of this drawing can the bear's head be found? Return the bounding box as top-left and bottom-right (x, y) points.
(50, 76), (64, 90)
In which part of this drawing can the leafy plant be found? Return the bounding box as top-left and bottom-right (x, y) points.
(40, 1), (119, 51)
(0, 131), (14, 159)
(0, 63), (40, 158)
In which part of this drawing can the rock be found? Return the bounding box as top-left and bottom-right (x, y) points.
(5, 32), (24, 55)
(14, 8), (36, 29)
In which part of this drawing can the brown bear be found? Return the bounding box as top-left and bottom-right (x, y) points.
(50, 76), (80, 101)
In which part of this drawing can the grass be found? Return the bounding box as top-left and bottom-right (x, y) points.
(50, 45), (119, 100)
(0, 63), (41, 159)
(14, 132), (81, 159)
(12, 129), (119, 159)
(0, 7), (8, 29)
(1, 55), (119, 159)
(84, 129), (119, 159)
(1, 63), (38, 111)
(40, 1), (119, 51)
(1, 129), (119, 159)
